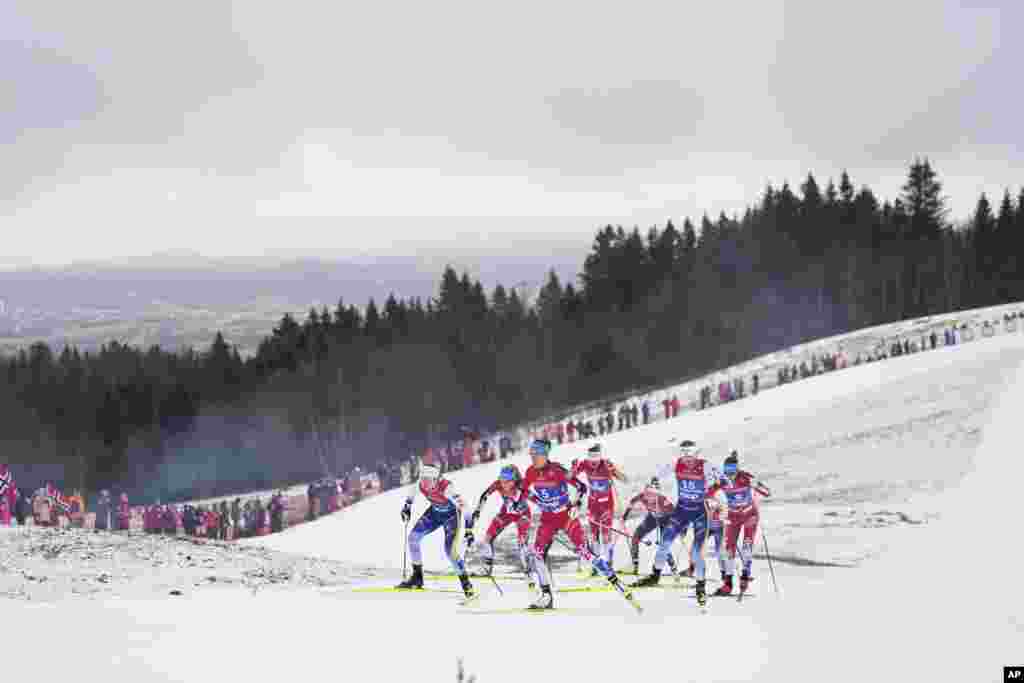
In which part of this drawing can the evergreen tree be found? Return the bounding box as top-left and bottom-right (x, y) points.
(902, 158), (947, 239)
(993, 190), (1017, 302)
(971, 193), (996, 305)
(536, 270), (564, 324)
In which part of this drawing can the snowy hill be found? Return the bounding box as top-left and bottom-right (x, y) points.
(3, 323), (1023, 681)
(254, 329), (1021, 572)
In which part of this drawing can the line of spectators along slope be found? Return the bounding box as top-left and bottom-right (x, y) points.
(2, 308), (1020, 539)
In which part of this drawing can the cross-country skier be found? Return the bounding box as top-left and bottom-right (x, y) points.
(679, 494), (726, 579)
(704, 496), (729, 583)
(464, 463), (533, 580)
(622, 477), (679, 583)
(653, 439), (721, 607)
(571, 443), (627, 574)
(396, 463), (476, 602)
(707, 451), (771, 596)
(517, 438), (633, 610)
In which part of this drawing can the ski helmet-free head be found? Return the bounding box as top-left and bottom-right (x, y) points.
(499, 464), (520, 481)
(678, 439), (700, 458)
(587, 443), (603, 460)
(420, 464), (440, 481)
(723, 451), (739, 477)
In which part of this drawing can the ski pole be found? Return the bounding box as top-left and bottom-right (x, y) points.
(589, 518), (653, 545)
(485, 571), (504, 596)
(656, 523), (666, 577)
(761, 527), (780, 597)
(464, 540), (504, 597)
(402, 518), (409, 579)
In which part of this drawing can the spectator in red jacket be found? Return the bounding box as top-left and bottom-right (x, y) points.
(206, 508), (220, 540)
(144, 504), (158, 534)
(117, 494), (131, 531)
(566, 421), (576, 443)
(670, 394), (681, 418)
(163, 505), (179, 536)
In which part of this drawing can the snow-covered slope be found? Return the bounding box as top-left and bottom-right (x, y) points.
(254, 330), (1023, 573)
(4, 327), (1022, 682)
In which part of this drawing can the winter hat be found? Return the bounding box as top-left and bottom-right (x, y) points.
(420, 465), (440, 480)
(587, 443), (603, 459)
(530, 439), (551, 456)
(678, 440), (699, 457)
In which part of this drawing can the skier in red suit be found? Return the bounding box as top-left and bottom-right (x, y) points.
(622, 477), (678, 577)
(706, 451), (771, 595)
(464, 463), (532, 579)
(517, 438), (630, 609)
(571, 443), (627, 573)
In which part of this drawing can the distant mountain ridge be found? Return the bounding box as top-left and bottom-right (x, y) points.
(0, 252), (578, 357)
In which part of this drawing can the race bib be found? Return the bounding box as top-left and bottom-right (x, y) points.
(726, 489), (753, 508)
(533, 486), (567, 511)
(678, 478), (703, 501)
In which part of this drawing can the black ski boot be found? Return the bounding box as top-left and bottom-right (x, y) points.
(739, 572), (751, 594)
(458, 573), (477, 603)
(631, 568), (661, 588)
(695, 579), (707, 607)
(529, 585), (554, 609)
(666, 557), (679, 579)
(714, 575), (733, 596)
(631, 556), (640, 575)
(396, 564), (424, 589)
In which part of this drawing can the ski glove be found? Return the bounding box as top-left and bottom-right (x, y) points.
(400, 499), (412, 523)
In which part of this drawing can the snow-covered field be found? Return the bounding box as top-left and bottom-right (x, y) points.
(4, 329), (1023, 681)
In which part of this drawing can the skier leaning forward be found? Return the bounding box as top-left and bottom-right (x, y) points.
(571, 442), (628, 574)
(707, 451), (771, 595)
(624, 476), (680, 584)
(517, 438), (631, 610)
(651, 439), (721, 606)
(464, 463), (534, 582)
(396, 464), (476, 602)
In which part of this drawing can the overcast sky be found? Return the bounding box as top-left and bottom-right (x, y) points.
(2, 0), (1021, 268)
